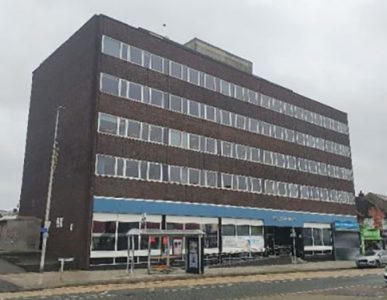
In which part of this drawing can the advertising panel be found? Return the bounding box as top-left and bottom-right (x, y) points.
(222, 236), (264, 252)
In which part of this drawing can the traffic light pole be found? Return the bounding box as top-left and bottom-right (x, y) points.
(39, 106), (63, 273)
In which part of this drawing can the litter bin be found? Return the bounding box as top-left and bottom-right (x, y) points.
(186, 236), (204, 274)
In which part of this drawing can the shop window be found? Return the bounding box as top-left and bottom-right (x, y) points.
(303, 228), (313, 246)
(322, 228), (332, 246)
(99, 114), (118, 135)
(251, 226), (263, 236)
(117, 222), (139, 250)
(102, 36), (121, 58)
(100, 73), (119, 96)
(91, 221), (116, 251)
(220, 80), (230, 96)
(313, 228), (323, 246)
(96, 155), (115, 176)
(203, 224), (218, 248)
(129, 46), (142, 65)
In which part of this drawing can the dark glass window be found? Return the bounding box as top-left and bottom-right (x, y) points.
(101, 74), (119, 96)
(222, 224), (235, 236)
(117, 222), (139, 250)
(303, 228), (313, 246)
(237, 225), (249, 236)
(313, 228), (323, 246)
(96, 155), (115, 176)
(322, 229), (332, 245)
(251, 226), (263, 236)
(99, 114), (117, 134)
(102, 36), (121, 58)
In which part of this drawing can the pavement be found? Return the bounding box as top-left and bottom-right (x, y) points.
(0, 260), (358, 293)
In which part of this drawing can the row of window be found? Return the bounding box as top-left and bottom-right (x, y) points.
(100, 73), (351, 158)
(101, 35), (349, 135)
(95, 154), (355, 204)
(98, 113), (353, 181)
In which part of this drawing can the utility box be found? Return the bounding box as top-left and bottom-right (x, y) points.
(186, 237), (204, 274)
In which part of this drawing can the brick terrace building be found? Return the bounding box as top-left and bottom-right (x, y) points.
(19, 15), (358, 268)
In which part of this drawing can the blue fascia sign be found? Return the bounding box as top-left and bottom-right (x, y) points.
(334, 221), (359, 231)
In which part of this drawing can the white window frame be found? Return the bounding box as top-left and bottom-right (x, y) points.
(147, 162), (162, 182)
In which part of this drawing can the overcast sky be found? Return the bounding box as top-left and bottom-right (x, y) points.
(0, 0), (386, 209)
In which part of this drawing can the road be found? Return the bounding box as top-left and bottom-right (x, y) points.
(0, 268), (386, 299)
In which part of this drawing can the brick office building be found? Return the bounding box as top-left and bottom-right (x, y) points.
(19, 15), (358, 268)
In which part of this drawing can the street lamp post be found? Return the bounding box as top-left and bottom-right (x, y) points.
(39, 106), (64, 273)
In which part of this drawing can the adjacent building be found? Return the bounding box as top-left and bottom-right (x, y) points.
(19, 15), (358, 268)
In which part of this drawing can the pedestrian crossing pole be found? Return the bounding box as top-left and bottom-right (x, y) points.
(39, 106), (64, 273)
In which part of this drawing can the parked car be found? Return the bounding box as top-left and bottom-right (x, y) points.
(384, 266), (387, 282)
(355, 250), (387, 268)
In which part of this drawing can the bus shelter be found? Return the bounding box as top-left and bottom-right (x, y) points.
(126, 228), (205, 274)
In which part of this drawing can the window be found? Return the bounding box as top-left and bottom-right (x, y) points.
(148, 162), (162, 181)
(169, 166), (182, 183)
(127, 120), (141, 139)
(170, 61), (182, 79)
(188, 134), (200, 151)
(222, 173), (233, 189)
(313, 228), (323, 246)
(274, 126), (284, 140)
(100, 73), (119, 96)
(277, 182), (287, 196)
(169, 95), (183, 113)
(287, 156), (297, 170)
(188, 168), (200, 185)
(220, 110), (231, 126)
(169, 129), (183, 147)
(261, 122), (271, 136)
(188, 68), (199, 85)
(251, 226), (263, 236)
(298, 158), (308, 172)
(235, 85), (244, 100)
(321, 189), (329, 201)
(102, 36), (121, 58)
(261, 95), (271, 109)
(129, 82), (142, 101)
(205, 137), (217, 154)
(149, 125), (163, 144)
(309, 161), (318, 174)
(322, 229), (332, 245)
(319, 163), (327, 176)
(272, 99), (282, 112)
(303, 228), (313, 246)
(142, 124), (150, 141)
(125, 159), (139, 179)
(236, 144), (247, 160)
(221, 141), (233, 157)
(205, 170), (217, 187)
(116, 157), (124, 176)
(237, 175), (248, 191)
(188, 100), (200, 118)
(222, 224), (235, 236)
(276, 154), (286, 168)
(315, 138), (325, 150)
(220, 80), (230, 96)
(250, 178), (262, 193)
(120, 80), (128, 98)
(121, 44), (129, 61)
(263, 150), (273, 165)
(265, 180), (276, 195)
(306, 135), (315, 148)
(237, 225), (249, 236)
(296, 132), (305, 145)
(288, 184), (299, 198)
(249, 119), (259, 133)
(284, 129), (295, 143)
(235, 115), (246, 130)
(300, 186), (309, 199)
(96, 155), (115, 176)
(129, 46), (142, 65)
(149, 89), (163, 108)
(205, 74), (216, 90)
(99, 114), (118, 134)
(250, 148), (260, 163)
(205, 105), (216, 122)
(248, 90), (259, 105)
(150, 54), (163, 72)
(284, 103), (294, 117)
